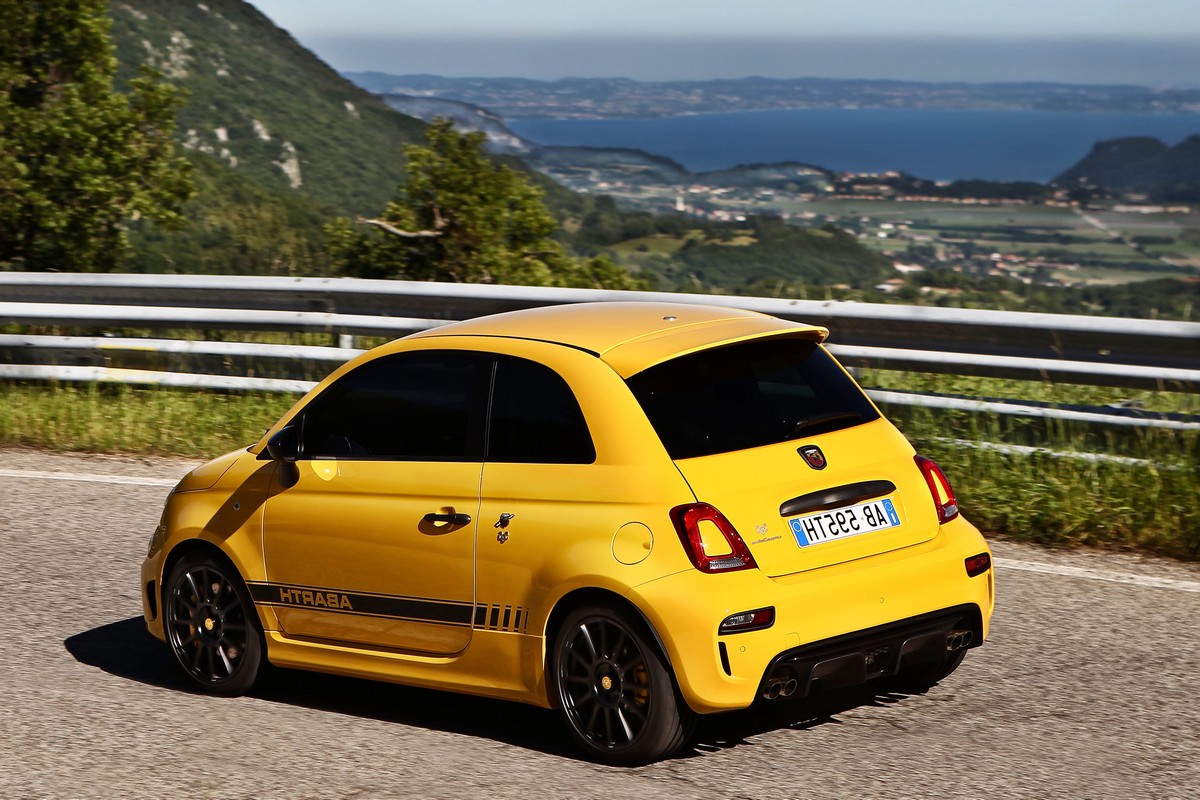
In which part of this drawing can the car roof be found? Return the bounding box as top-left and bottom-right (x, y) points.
(408, 301), (829, 377)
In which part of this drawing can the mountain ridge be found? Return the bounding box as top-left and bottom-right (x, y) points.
(1054, 135), (1200, 200)
(344, 72), (1200, 120)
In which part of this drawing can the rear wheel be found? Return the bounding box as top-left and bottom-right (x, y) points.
(163, 553), (265, 696)
(552, 606), (694, 765)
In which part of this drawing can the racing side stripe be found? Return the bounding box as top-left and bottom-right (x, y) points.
(247, 582), (530, 630)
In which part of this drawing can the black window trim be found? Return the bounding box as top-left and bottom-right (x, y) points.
(292, 349), (597, 465)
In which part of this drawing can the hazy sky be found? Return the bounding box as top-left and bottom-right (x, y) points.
(246, 1), (1200, 84)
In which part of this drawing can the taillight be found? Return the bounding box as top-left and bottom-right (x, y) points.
(915, 455), (960, 523)
(669, 503), (758, 573)
(719, 607), (775, 634)
(965, 552), (991, 577)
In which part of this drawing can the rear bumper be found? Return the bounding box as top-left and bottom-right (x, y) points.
(758, 603), (981, 699)
(628, 515), (993, 713)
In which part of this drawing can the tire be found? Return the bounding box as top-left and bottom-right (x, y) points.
(163, 553), (265, 696)
(887, 649), (967, 694)
(552, 605), (694, 765)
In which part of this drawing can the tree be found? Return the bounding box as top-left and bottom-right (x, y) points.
(328, 119), (646, 289)
(0, 0), (193, 271)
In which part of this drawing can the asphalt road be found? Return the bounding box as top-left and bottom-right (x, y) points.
(2, 447), (1198, 800)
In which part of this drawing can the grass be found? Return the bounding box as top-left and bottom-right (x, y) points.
(983, 240), (1148, 258)
(0, 383), (298, 457)
(1, 375), (1196, 558)
(611, 231), (758, 257)
(887, 405), (1199, 558)
(610, 234), (691, 256)
(1051, 267), (1189, 285)
(859, 370), (1200, 557)
(789, 200), (1082, 228)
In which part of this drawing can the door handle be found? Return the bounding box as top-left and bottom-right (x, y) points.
(423, 512), (472, 526)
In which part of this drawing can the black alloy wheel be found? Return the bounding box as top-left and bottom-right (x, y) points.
(552, 606), (693, 765)
(164, 554), (264, 696)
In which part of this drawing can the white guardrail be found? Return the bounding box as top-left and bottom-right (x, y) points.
(0, 273), (1197, 430)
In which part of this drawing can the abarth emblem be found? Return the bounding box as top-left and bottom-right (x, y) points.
(798, 445), (827, 470)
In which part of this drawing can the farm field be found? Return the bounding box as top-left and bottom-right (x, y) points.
(587, 191), (1200, 293)
(766, 199), (1200, 285)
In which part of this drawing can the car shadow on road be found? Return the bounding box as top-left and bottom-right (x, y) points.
(65, 617), (913, 763)
(64, 616), (190, 690)
(690, 684), (914, 756)
(64, 617), (575, 759)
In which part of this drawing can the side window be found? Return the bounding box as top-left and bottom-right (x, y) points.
(300, 351), (490, 461)
(487, 356), (595, 464)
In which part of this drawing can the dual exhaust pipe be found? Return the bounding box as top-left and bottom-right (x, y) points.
(762, 673), (798, 700)
(946, 629), (974, 652)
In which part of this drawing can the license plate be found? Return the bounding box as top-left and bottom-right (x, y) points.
(789, 497), (900, 547)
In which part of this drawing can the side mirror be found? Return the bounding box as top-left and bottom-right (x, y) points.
(266, 425), (301, 463)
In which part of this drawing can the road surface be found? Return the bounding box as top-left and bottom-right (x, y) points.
(1, 448), (1197, 799)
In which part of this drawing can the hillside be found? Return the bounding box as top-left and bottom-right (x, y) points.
(109, 0), (427, 217)
(673, 217), (891, 291)
(377, 92), (531, 154)
(1054, 135), (1200, 201)
(528, 146), (692, 187)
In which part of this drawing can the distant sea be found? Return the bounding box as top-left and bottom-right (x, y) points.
(506, 108), (1200, 182)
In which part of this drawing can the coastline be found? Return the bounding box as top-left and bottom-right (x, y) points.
(506, 107), (1200, 181)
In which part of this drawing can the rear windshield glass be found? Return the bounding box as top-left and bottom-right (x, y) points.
(626, 337), (879, 459)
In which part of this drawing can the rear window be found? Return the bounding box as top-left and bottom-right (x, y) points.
(626, 337), (879, 459)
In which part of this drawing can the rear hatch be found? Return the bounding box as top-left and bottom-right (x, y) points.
(670, 421), (939, 576)
(625, 335), (940, 577)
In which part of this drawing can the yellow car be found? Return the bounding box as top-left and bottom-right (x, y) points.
(141, 301), (994, 765)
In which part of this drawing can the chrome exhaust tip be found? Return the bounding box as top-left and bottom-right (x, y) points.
(762, 668), (799, 700)
(946, 629), (974, 651)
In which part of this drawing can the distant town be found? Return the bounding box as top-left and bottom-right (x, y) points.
(346, 73), (1200, 120)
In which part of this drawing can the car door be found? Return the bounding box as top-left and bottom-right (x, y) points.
(260, 350), (491, 655)
(474, 355), (602, 633)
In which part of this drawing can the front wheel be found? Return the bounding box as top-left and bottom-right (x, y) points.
(163, 553), (265, 696)
(552, 606), (694, 765)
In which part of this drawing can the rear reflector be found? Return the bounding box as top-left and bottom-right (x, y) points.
(965, 552), (992, 577)
(669, 503), (758, 573)
(915, 455), (960, 524)
(719, 607), (775, 634)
